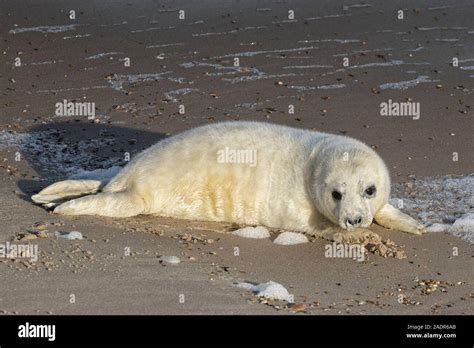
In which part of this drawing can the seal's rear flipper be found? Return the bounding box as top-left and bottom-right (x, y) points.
(53, 190), (145, 217)
(31, 180), (103, 208)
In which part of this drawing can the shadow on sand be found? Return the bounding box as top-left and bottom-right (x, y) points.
(16, 121), (167, 203)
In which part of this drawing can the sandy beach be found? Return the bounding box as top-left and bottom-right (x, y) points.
(0, 0), (472, 315)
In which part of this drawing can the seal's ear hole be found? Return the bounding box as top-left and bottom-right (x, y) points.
(365, 185), (376, 197)
(332, 190), (342, 201)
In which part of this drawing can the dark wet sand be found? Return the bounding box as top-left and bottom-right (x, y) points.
(0, 0), (473, 314)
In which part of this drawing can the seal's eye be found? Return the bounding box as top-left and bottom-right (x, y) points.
(365, 185), (376, 197)
(332, 190), (342, 201)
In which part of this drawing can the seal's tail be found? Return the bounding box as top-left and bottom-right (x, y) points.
(31, 179), (103, 208)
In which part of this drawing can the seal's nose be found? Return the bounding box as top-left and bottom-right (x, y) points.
(346, 216), (362, 227)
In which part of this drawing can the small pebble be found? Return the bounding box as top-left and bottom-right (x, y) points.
(232, 226), (270, 239)
(273, 232), (308, 245)
(159, 255), (181, 265)
(55, 231), (83, 240)
(289, 303), (307, 312)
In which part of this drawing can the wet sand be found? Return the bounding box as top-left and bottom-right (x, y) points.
(0, 0), (473, 314)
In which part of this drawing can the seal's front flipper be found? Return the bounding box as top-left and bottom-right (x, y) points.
(53, 190), (145, 218)
(374, 203), (425, 235)
(31, 180), (103, 208)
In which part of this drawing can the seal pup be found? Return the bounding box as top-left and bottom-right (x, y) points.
(32, 121), (425, 242)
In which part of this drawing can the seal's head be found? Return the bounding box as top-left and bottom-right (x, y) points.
(309, 138), (390, 231)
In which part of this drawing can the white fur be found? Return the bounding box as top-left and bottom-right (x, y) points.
(32, 121), (425, 238)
